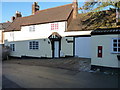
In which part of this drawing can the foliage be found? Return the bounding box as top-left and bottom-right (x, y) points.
(81, 0), (120, 12)
(79, 0), (120, 29)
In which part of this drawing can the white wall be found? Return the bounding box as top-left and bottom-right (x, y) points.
(4, 21), (67, 42)
(0, 30), (3, 44)
(61, 37), (73, 57)
(91, 35), (120, 68)
(4, 21), (91, 42)
(5, 37), (73, 58)
(75, 37), (91, 58)
(6, 39), (52, 58)
(4, 21), (91, 58)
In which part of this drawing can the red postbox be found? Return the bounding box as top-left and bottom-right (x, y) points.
(98, 46), (102, 58)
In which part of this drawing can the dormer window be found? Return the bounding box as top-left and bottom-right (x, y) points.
(29, 25), (35, 32)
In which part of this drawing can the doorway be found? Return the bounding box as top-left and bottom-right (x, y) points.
(48, 32), (62, 58)
(54, 41), (60, 58)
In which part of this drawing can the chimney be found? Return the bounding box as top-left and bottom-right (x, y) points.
(72, 0), (78, 19)
(15, 11), (22, 18)
(11, 16), (15, 22)
(6, 21), (10, 23)
(11, 11), (22, 22)
(32, 2), (39, 15)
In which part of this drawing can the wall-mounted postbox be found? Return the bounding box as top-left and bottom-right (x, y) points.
(98, 46), (102, 58)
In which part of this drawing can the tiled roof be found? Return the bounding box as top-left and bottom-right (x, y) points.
(0, 22), (11, 30)
(91, 27), (120, 35)
(22, 4), (73, 26)
(4, 4), (73, 32)
(4, 17), (25, 32)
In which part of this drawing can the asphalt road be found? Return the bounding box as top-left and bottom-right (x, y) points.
(2, 63), (119, 88)
(2, 76), (22, 88)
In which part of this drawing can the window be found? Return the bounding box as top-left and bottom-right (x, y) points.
(112, 38), (120, 53)
(29, 41), (39, 50)
(29, 25), (35, 32)
(10, 44), (15, 51)
(51, 23), (58, 30)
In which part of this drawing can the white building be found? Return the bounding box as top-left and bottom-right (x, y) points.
(4, 1), (92, 58)
(91, 27), (120, 69)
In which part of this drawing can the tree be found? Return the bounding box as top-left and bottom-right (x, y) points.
(79, 0), (120, 30)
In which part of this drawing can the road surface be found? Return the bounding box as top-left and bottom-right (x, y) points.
(2, 63), (119, 88)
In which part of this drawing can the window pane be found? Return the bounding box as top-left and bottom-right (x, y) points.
(118, 48), (120, 52)
(113, 40), (117, 42)
(113, 44), (117, 47)
(113, 48), (117, 51)
(118, 43), (120, 47)
(30, 42), (32, 45)
(13, 47), (15, 51)
(118, 40), (120, 43)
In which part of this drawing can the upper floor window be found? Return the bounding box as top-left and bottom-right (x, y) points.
(10, 44), (15, 51)
(112, 38), (120, 53)
(29, 25), (35, 32)
(51, 23), (59, 30)
(29, 41), (39, 50)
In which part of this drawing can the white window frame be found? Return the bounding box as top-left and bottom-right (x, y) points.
(29, 41), (39, 50)
(29, 25), (35, 32)
(112, 38), (120, 53)
(10, 43), (15, 51)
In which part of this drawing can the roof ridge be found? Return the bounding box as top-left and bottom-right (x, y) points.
(21, 3), (73, 19)
(35, 3), (73, 14)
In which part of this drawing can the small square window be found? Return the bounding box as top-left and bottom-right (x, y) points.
(51, 23), (59, 30)
(29, 41), (39, 50)
(10, 44), (15, 51)
(112, 38), (120, 53)
(29, 26), (35, 32)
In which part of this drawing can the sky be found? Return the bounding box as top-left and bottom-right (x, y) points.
(1, 0), (85, 23)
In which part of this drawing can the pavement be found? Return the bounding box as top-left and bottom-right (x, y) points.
(2, 63), (119, 88)
(2, 76), (22, 88)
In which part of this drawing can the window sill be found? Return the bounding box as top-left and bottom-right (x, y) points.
(29, 49), (39, 51)
(111, 52), (120, 54)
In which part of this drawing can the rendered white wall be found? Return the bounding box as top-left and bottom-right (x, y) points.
(6, 37), (73, 58)
(91, 35), (120, 68)
(75, 37), (91, 58)
(0, 30), (3, 44)
(4, 21), (67, 42)
(4, 21), (91, 58)
(7, 39), (52, 58)
(4, 21), (91, 42)
(61, 37), (73, 57)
